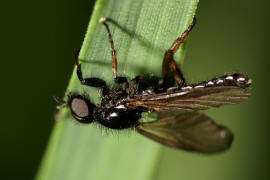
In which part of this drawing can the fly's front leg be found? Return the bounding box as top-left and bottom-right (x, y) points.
(75, 52), (109, 94)
(162, 17), (196, 87)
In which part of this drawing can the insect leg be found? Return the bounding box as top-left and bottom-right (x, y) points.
(162, 52), (186, 87)
(162, 17), (196, 87)
(99, 17), (127, 84)
(75, 52), (109, 94)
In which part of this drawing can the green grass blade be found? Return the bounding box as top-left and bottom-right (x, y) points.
(36, 0), (199, 179)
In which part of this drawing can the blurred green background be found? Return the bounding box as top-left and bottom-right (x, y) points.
(1, 0), (269, 179)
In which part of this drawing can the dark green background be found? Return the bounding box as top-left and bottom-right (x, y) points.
(1, 0), (269, 179)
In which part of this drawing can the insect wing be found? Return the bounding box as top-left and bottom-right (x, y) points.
(130, 86), (250, 111)
(137, 111), (233, 153)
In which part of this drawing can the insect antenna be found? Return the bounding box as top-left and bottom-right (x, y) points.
(53, 96), (67, 109)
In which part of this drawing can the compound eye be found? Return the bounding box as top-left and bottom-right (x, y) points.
(68, 95), (95, 123)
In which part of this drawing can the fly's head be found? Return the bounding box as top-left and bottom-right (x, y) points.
(67, 94), (96, 123)
(53, 94), (96, 124)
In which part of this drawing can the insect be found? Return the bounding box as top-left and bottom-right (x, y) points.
(54, 17), (251, 153)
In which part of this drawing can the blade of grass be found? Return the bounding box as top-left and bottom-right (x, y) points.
(36, 0), (199, 179)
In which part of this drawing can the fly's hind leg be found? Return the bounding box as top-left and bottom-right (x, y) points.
(162, 17), (196, 87)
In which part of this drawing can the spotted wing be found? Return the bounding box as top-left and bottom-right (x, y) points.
(137, 111), (233, 153)
(129, 74), (251, 112)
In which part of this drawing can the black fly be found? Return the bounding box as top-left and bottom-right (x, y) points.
(54, 17), (251, 153)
